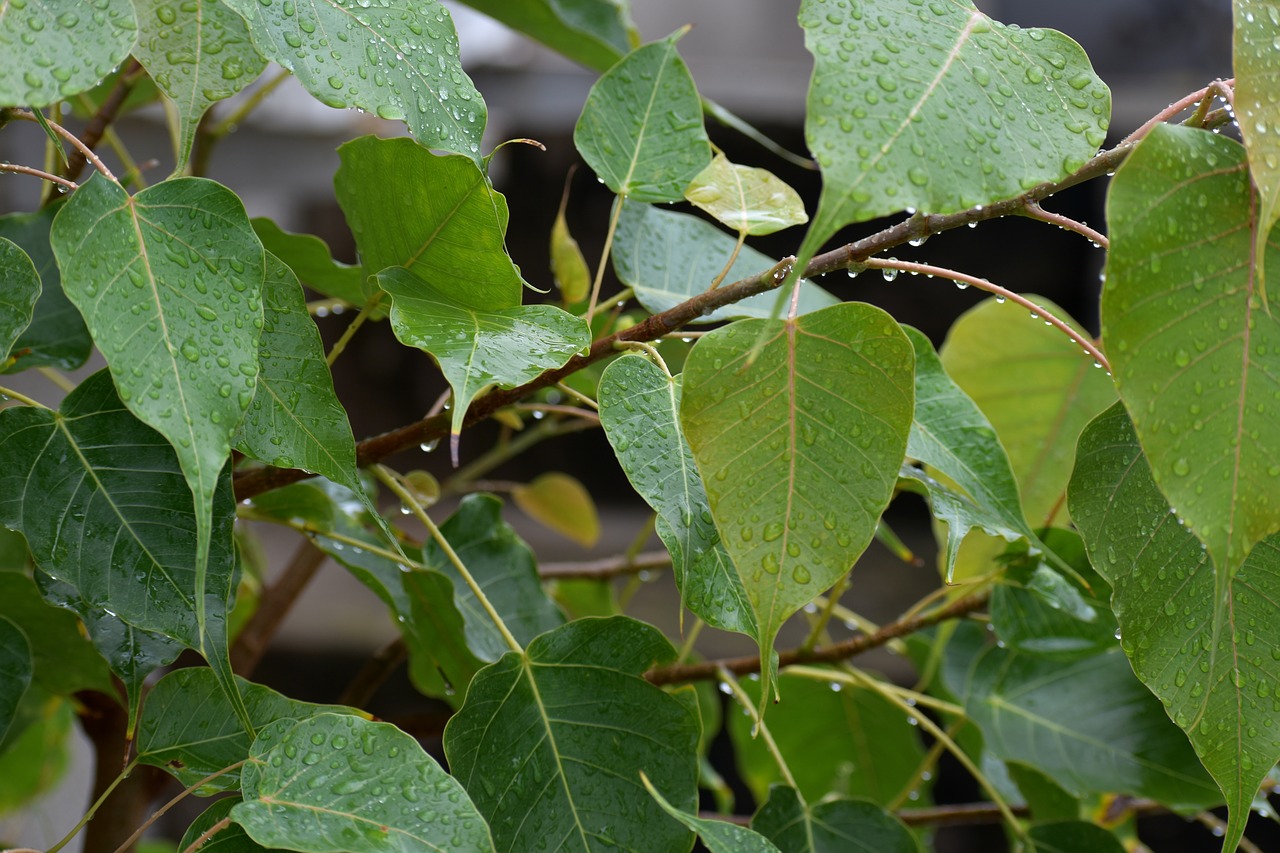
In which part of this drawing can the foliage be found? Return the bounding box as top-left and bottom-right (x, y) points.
(0, 1), (1275, 851)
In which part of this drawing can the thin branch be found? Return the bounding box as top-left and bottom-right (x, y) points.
(230, 539), (328, 676)
(586, 197), (625, 320)
(63, 58), (142, 180)
(11, 109), (117, 182)
(0, 162), (78, 191)
(511, 402), (601, 423)
(110, 762), (247, 853)
(326, 293), (383, 367)
(179, 817), (232, 853)
(1122, 78), (1234, 145)
(539, 550), (671, 580)
(1021, 201), (1109, 249)
(895, 802), (1031, 828)
(339, 636), (408, 708)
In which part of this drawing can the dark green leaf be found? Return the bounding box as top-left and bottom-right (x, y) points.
(0, 0), (136, 106)
(0, 237), (39, 364)
(1005, 762), (1080, 823)
(180, 798), (288, 853)
(1104, 123), (1280, 575)
(1028, 821), (1125, 853)
(455, 0), (631, 71)
(444, 617), (700, 853)
(0, 617), (32, 743)
(402, 569), (487, 705)
(131, 0), (266, 171)
(574, 33), (711, 202)
(137, 668), (356, 793)
(0, 573), (114, 697)
(234, 713), (494, 852)
(251, 218), (365, 307)
(612, 201), (838, 323)
(643, 774), (781, 853)
(223, 0), (486, 161)
(752, 787), (917, 853)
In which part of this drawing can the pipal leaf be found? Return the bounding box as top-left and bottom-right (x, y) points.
(444, 617), (700, 853)
(251, 218), (365, 307)
(751, 786), (917, 853)
(234, 252), (359, 491)
(181, 798), (288, 853)
(680, 304), (914, 702)
(1028, 822), (1126, 853)
(795, 0), (1110, 266)
(455, 0), (632, 72)
(223, 0), (486, 161)
(598, 355), (757, 637)
(684, 154), (809, 236)
(335, 137), (524, 304)
(51, 174), (265, 656)
(1104, 123), (1280, 577)
(378, 266), (590, 461)
(574, 32), (712, 202)
(613, 201), (838, 323)
(131, 0), (266, 172)
(0, 206), (92, 373)
(642, 774), (781, 853)
(1234, 0), (1280, 291)
(233, 713), (495, 852)
(1069, 402), (1280, 850)
(0, 0), (136, 106)
(137, 668), (357, 793)
(511, 472), (600, 548)
(0, 617), (32, 743)
(0, 237), (40, 364)
(0, 574), (114, 697)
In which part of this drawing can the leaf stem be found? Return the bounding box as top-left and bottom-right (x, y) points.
(800, 570), (850, 652)
(11, 109), (117, 183)
(46, 759), (138, 853)
(37, 366), (77, 393)
(326, 292), (383, 367)
(613, 340), (670, 376)
(374, 464), (523, 653)
(1021, 201), (1109, 249)
(109, 761), (247, 853)
(586, 196), (625, 321)
(0, 385), (52, 409)
(0, 162), (78, 191)
(709, 230), (747, 289)
(718, 668), (802, 794)
(180, 817), (232, 853)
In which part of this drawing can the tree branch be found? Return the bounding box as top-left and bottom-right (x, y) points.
(63, 59), (142, 181)
(230, 539), (328, 677)
(539, 550), (671, 580)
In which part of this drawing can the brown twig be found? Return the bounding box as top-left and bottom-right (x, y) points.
(540, 550), (671, 580)
(0, 162), (78, 190)
(230, 539), (328, 676)
(1021, 201), (1109, 249)
(338, 636), (408, 708)
(11, 109), (117, 182)
(62, 59), (142, 181)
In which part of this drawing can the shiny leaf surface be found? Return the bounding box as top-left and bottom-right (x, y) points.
(751, 786), (916, 853)
(0, 237), (39, 365)
(684, 154), (808, 236)
(0, 0), (136, 106)
(1234, 0), (1280, 280)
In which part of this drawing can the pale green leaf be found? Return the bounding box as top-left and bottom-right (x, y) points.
(684, 154), (808, 236)
(1069, 402), (1280, 850)
(643, 774), (781, 853)
(251, 218), (365, 307)
(444, 617), (700, 853)
(132, 0), (266, 172)
(511, 472), (600, 547)
(223, 0), (486, 161)
(751, 787), (917, 853)
(574, 32), (711, 202)
(0, 0), (136, 106)
(0, 237), (40, 364)
(1104, 123), (1280, 577)
(0, 617), (32, 743)
(551, 207), (591, 305)
(335, 137), (524, 304)
(234, 713), (494, 852)
(612, 201), (839, 323)
(598, 355), (757, 637)
(795, 0), (1110, 266)
(1234, 0), (1280, 290)
(455, 0), (632, 72)
(680, 304), (914, 700)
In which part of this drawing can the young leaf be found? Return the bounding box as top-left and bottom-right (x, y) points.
(642, 774), (782, 853)
(222, 0), (487, 162)
(511, 472), (601, 548)
(1234, 0), (1280, 289)
(131, 0), (266, 172)
(550, 205), (591, 305)
(598, 355), (758, 637)
(1104, 123), (1280, 577)
(574, 32), (712, 202)
(0, 0), (137, 106)
(454, 0), (632, 72)
(1069, 402), (1280, 851)
(0, 617), (32, 744)
(794, 0), (1110, 266)
(377, 266), (590, 462)
(684, 154), (809, 236)
(751, 786), (916, 853)
(0, 237), (40, 364)
(0, 207), (92, 373)
(251, 218), (365, 308)
(680, 304), (914, 702)
(444, 617), (700, 853)
(613, 201), (839, 323)
(233, 713), (495, 852)
(234, 253), (360, 492)
(335, 137), (524, 304)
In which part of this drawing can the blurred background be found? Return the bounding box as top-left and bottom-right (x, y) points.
(0, 1), (1254, 850)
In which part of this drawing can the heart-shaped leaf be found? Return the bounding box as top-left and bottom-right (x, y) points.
(751, 786), (916, 853)
(0, 237), (40, 364)
(0, 0), (136, 106)
(223, 0), (486, 161)
(684, 154), (808, 236)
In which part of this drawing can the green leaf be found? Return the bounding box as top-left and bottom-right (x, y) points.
(1104, 123), (1280, 578)
(598, 355), (756, 637)
(684, 154), (808, 236)
(131, 0), (266, 172)
(0, 697), (73, 814)
(751, 787), (917, 853)
(1005, 762), (1080, 823)
(181, 798), (288, 853)
(444, 616), (700, 853)
(251, 218), (365, 307)
(0, 206), (91, 373)
(574, 32), (711, 202)
(0, 617), (32, 743)
(680, 304), (914, 700)
(0, 237), (39, 364)
(402, 569), (487, 705)
(642, 774), (781, 853)
(727, 673), (925, 808)
(551, 205), (591, 305)
(234, 713), (494, 852)
(455, 0), (632, 72)
(942, 624), (1221, 810)
(613, 201), (838, 323)
(511, 472), (600, 548)
(1028, 821), (1125, 853)
(378, 266), (590, 460)
(1069, 402), (1280, 849)
(234, 253), (359, 491)
(0, 0), (137, 106)
(335, 137), (524, 304)
(222, 0), (486, 161)
(137, 668), (356, 793)
(51, 174), (265, 655)
(1234, 0), (1280, 289)
(0, 574), (113, 697)
(794, 0), (1110, 265)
